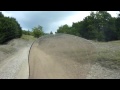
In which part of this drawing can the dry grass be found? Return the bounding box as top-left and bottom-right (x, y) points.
(21, 34), (36, 41)
(92, 40), (120, 70)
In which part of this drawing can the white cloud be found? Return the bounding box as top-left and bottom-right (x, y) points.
(58, 11), (91, 26)
(108, 11), (119, 17)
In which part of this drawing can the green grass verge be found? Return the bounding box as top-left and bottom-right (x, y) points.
(21, 34), (36, 41)
(94, 40), (120, 70)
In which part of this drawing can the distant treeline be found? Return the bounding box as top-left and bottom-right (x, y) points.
(56, 11), (120, 42)
(1, 11), (120, 44)
(22, 27), (53, 37)
(22, 30), (33, 35)
(0, 12), (22, 44)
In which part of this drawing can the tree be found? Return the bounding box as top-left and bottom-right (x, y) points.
(56, 24), (71, 34)
(32, 25), (44, 38)
(116, 12), (120, 39)
(56, 11), (120, 42)
(22, 30), (33, 36)
(79, 11), (116, 41)
(71, 22), (81, 36)
(0, 12), (4, 18)
(50, 31), (53, 34)
(10, 17), (22, 38)
(0, 12), (22, 44)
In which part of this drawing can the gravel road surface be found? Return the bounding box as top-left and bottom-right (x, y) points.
(0, 45), (30, 79)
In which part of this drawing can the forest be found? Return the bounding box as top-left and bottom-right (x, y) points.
(56, 11), (120, 41)
(0, 12), (22, 44)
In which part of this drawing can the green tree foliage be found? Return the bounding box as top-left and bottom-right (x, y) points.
(22, 30), (33, 35)
(0, 12), (22, 44)
(32, 25), (44, 38)
(116, 12), (120, 39)
(0, 12), (4, 18)
(22, 30), (28, 35)
(56, 11), (120, 42)
(50, 31), (53, 34)
(10, 17), (22, 38)
(56, 24), (71, 34)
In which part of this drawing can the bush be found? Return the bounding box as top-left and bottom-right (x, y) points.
(0, 12), (22, 44)
(32, 25), (44, 38)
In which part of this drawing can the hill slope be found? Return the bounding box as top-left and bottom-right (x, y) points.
(29, 34), (96, 79)
(29, 34), (120, 79)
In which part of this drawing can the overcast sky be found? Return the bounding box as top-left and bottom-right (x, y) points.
(1, 11), (119, 33)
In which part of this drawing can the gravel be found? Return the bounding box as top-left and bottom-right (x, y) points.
(86, 63), (120, 79)
(0, 41), (32, 79)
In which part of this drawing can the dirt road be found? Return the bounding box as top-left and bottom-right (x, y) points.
(29, 34), (96, 79)
(1, 34), (119, 79)
(0, 46), (30, 79)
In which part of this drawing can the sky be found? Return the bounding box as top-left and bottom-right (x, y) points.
(1, 11), (119, 33)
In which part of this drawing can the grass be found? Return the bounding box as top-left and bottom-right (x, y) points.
(21, 34), (36, 41)
(93, 40), (120, 70)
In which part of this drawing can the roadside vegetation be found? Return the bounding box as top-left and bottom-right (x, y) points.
(21, 34), (36, 41)
(0, 12), (22, 44)
(56, 11), (120, 42)
(0, 12), (47, 62)
(94, 40), (120, 70)
(0, 12), (47, 44)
